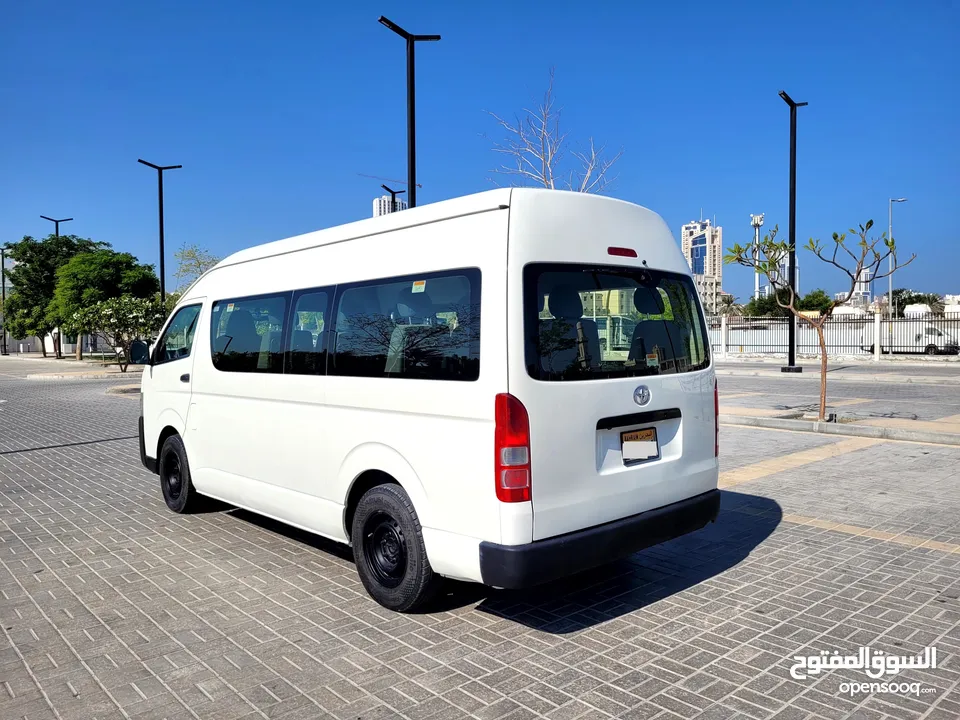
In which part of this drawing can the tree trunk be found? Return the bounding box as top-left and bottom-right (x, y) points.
(76, 335), (83, 361)
(39, 337), (47, 357)
(816, 324), (828, 421)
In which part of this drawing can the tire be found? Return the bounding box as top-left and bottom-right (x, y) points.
(351, 483), (438, 612)
(158, 434), (205, 513)
(925, 345), (939, 356)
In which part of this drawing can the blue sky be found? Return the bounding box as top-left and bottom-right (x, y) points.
(2, 0), (958, 302)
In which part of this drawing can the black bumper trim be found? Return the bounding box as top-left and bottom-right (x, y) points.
(479, 489), (721, 589)
(596, 407), (681, 431)
(139, 416), (157, 474)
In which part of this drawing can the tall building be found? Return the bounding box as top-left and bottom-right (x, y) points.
(373, 195), (408, 217)
(680, 219), (723, 314)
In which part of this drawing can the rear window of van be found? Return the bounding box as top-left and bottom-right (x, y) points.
(523, 263), (710, 381)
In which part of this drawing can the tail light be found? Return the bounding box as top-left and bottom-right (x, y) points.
(495, 393), (531, 502)
(714, 378), (719, 457)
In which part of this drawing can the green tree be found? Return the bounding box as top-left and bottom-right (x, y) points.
(173, 242), (221, 292)
(2, 234), (106, 357)
(74, 295), (167, 372)
(726, 221), (915, 421)
(798, 289), (833, 315)
(50, 249), (159, 359)
(741, 291), (792, 317)
(891, 289), (943, 317)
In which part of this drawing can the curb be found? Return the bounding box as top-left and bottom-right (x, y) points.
(715, 369), (960, 386)
(105, 385), (141, 395)
(26, 370), (143, 381)
(719, 413), (960, 447)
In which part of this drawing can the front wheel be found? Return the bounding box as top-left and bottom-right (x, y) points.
(159, 434), (206, 513)
(925, 344), (939, 356)
(351, 484), (438, 612)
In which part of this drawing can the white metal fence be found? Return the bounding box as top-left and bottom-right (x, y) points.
(707, 314), (960, 358)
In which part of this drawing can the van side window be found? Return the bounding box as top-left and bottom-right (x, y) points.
(210, 294), (289, 373)
(330, 269), (481, 381)
(154, 304), (202, 365)
(288, 289), (331, 375)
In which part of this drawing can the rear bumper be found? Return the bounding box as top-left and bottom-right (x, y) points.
(478, 489), (721, 589)
(139, 416), (157, 474)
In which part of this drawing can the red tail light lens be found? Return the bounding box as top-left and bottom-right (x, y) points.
(495, 393), (531, 503)
(607, 246), (638, 258)
(714, 378), (719, 457)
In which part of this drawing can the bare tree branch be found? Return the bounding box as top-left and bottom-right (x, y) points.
(485, 67), (622, 194)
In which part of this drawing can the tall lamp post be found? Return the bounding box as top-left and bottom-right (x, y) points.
(779, 90), (807, 374)
(381, 184), (406, 213)
(750, 213), (764, 300)
(378, 16), (440, 210)
(1, 244), (9, 356)
(40, 215), (73, 238)
(888, 197), (907, 318)
(138, 159), (182, 303)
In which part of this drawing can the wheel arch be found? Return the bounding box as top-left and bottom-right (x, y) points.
(338, 443), (430, 541)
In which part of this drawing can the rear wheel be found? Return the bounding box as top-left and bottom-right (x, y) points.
(351, 483), (438, 612)
(159, 434), (205, 513)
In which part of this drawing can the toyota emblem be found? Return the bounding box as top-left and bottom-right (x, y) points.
(633, 386), (651, 406)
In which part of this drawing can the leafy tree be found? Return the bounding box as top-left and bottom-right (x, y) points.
(891, 289), (943, 317)
(74, 295), (167, 372)
(726, 221), (914, 421)
(173, 242), (221, 292)
(50, 249), (159, 359)
(741, 292), (792, 317)
(798, 289), (833, 315)
(2, 234), (105, 357)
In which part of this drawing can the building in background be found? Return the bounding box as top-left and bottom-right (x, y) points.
(680, 219), (723, 314)
(835, 267), (873, 307)
(373, 195), (408, 217)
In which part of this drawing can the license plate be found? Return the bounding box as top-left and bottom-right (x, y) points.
(621, 427), (659, 464)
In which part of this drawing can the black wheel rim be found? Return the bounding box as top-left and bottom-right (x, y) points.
(362, 511), (406, 589)
(162, 452), (183, 501)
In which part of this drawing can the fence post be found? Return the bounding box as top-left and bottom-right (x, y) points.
(873, 313), (881, 361)
(721, 315), (728, 359)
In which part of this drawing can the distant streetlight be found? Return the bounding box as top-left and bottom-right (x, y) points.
(381, 184), (405, 213)
(1, 243), (9, 356)
(378, 16), (440, 209)
(40, 215), (73, 238)
(138, 159), (182, 303)
(750, 213), (764, 300)
(888, 197), (907, 318)
(779, 90), (808, 374)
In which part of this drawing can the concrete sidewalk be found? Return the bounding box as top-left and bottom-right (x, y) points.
(719, 384), (960, 445)
(716, 362), (960, 386)
(26, 366), (144, 380)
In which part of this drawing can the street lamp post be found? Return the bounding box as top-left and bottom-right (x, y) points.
(750, 213), (764, 300)
(378, 16), (440, 210)
(1, 244), (9, 356)
(40, 215), (73, 239)
(138, 159), (182, 303)
(381, 184), (406, 213)
(888, 198), (907, 318)
(779, 90), (807, 374)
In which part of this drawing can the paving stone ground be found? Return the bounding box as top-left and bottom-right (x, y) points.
(2, 357), (960, 720)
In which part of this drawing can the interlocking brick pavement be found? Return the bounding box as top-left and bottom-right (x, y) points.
(2, 360), (959, 719)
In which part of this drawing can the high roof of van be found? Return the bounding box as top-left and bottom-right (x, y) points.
(212, 188), (657, 270)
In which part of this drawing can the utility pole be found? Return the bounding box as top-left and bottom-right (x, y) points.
(779, 90), (807, 374)
(888, 197), (907, 318)
(381, 184), (406, 213)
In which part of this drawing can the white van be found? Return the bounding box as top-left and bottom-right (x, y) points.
(139, 189), (720, 612)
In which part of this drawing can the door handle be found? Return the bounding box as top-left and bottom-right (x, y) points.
(180, 374), (190, 383)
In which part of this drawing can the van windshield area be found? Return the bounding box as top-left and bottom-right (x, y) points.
(523, 263), (710, 381)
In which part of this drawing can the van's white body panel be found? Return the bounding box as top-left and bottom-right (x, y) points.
(140, 189), (719, 588)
